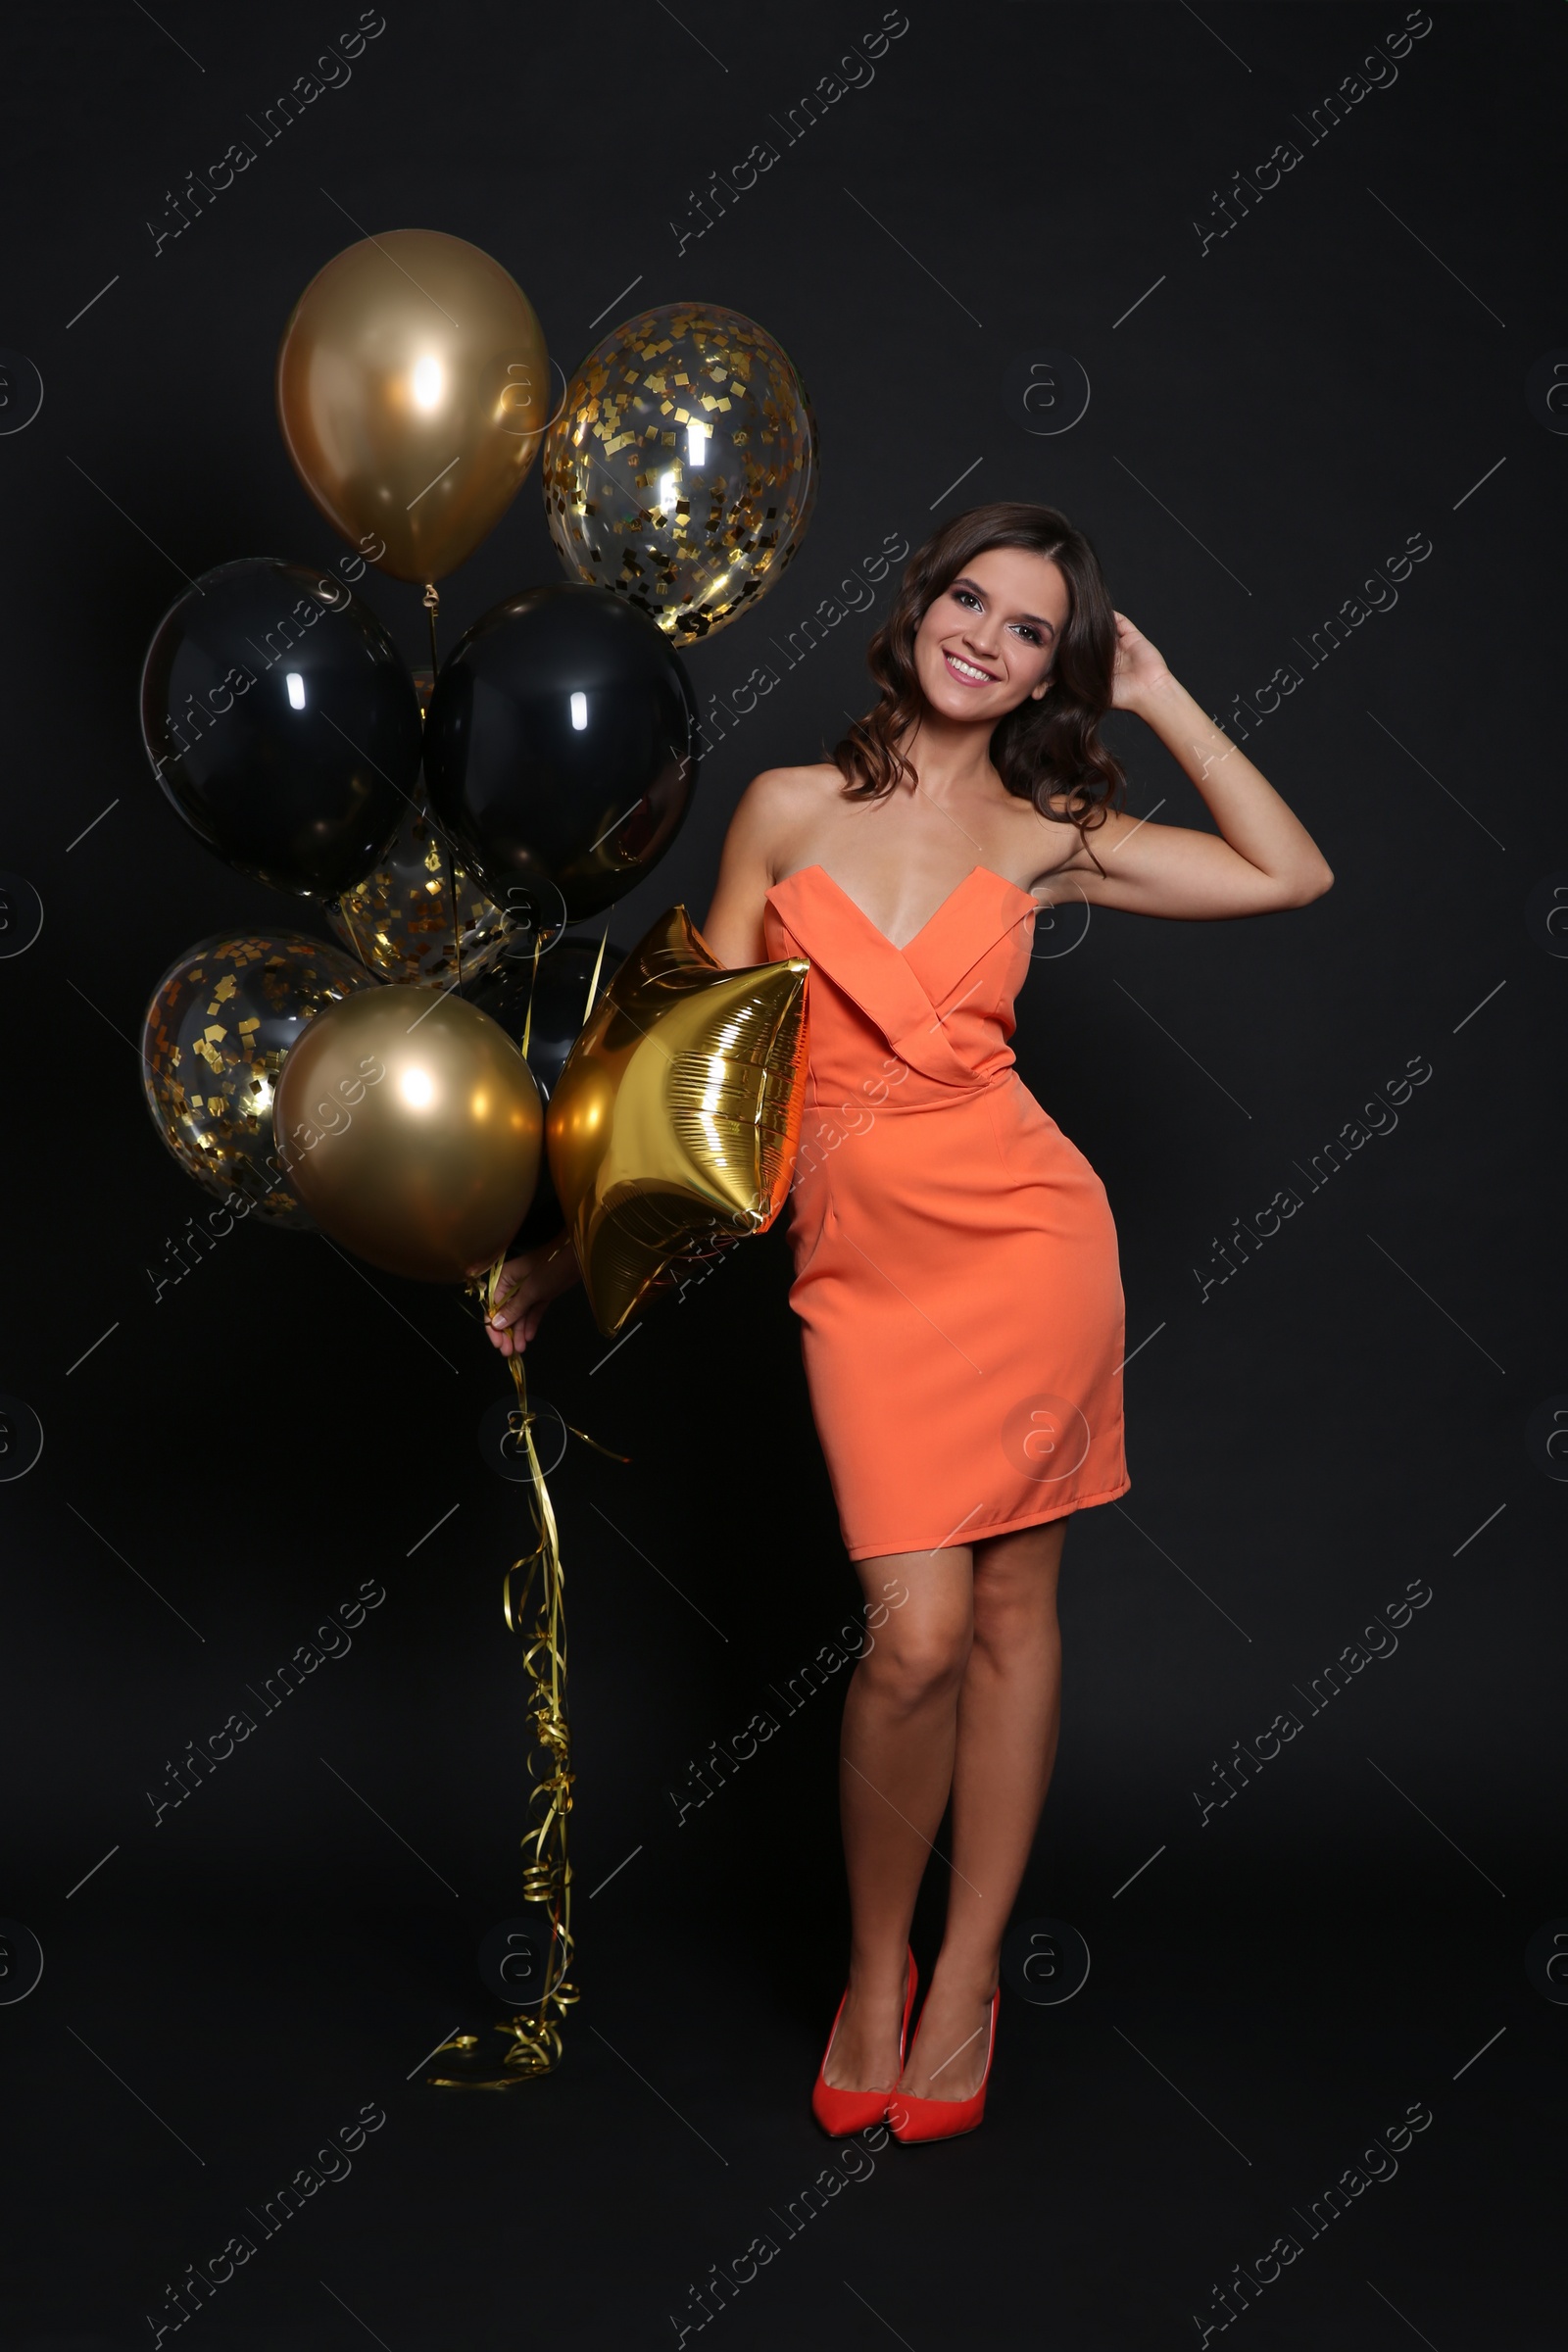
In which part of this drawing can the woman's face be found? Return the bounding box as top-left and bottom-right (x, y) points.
(910, 543), (1070, 724)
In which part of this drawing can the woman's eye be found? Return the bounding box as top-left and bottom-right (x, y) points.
(953, 588), (979, 609)
(1013, 625), (1042, 645)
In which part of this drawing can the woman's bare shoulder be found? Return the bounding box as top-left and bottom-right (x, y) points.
(741, 760), (845, 813)
(726, 760), (846, 862)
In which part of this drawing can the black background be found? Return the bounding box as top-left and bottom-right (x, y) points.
(2, 4), (1564, 2347)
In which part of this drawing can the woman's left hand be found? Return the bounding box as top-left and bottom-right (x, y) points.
(1109, 611), (1173, 713)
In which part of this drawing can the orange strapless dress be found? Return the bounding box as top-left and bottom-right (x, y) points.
(762, 863), (1131, 1562)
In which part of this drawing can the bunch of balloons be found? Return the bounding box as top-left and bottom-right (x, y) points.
(130, 238), (821, 2094)
(138, 234), (817, 1307)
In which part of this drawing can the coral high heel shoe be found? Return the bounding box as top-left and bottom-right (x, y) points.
(810, 1947), (918, 2137)
(888, 1988), (1000, 2143)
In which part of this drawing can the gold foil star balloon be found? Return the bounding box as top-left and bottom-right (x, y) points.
(542, 301), (817, 645)
(545, 906), (809, 1335)
(273, 987), (543, 1282)
(141, 930), (379, 1227)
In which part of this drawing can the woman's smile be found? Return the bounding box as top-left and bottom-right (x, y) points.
(943, 648), (1000, 685)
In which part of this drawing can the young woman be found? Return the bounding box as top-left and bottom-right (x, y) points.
(485, 502), (1333, 2142)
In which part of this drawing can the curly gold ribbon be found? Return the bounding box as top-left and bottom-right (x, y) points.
(428, 1257), (588, 2089)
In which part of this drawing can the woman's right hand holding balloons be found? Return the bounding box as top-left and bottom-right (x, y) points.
(483, 1233), (581, 1357)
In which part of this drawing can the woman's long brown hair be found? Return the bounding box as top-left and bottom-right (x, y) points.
(833, 501), (1127, 868)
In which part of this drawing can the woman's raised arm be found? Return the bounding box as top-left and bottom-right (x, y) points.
(1049, 612), (1335, 920)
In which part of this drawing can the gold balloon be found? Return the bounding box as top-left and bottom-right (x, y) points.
(546, 906), (809, 1335)
(276, 229), (551, 584)
(274, 988), (542, 1282)
(542, 301), (817, 645)
(141, 930), (378, 1227)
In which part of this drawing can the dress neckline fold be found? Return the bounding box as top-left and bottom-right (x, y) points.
(767, 862), (1039, 956)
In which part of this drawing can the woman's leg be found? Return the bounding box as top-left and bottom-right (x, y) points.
(821, 1545), (975, 2091)
(898, 1517), (1068, 2098)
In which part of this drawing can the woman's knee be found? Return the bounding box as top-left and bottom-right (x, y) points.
(971, 1556), (1059, 1655)
(859, 1615), (970, 1710)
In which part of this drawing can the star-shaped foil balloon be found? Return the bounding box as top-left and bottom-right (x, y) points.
(546, 906), (809, 1335)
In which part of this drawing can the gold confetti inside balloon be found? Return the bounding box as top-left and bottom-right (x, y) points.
(546, 906), (809, 1335)
(273, 987), (542, 1282)
(277, 229), (552, 583)
(325, 670), (514, 988)
(326, 792), (514, 987)
(141, 931), (379, 1228)
(542, 301), (817, 645)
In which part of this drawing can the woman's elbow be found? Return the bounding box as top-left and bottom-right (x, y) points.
(1279, 858), (1334, 907)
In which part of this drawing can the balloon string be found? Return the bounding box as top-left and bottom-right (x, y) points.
(519, 934), (543, 1059)
(584, 925), (610, 1026)
(421, 581), (464, 998)
(422, 579), (441, 678)
(438, 830), (465, 997)
(564, 1420), (630, 1463)
(430, 1255), (581, 2088)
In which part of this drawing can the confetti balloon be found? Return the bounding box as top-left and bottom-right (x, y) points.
(326, 788), (515, 988)
(542, 301), (816, 644)
(326, 670), (519, 989)
(140, 930), (378, 1228)
(545, 906), (809, 1335)
(273, 987), (543, 1283)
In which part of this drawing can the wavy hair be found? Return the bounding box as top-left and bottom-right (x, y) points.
(833, 501), (1126, 868)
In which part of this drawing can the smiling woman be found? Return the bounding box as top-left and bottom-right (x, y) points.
(836, 505), (1124, 885)
(488, 497), (1335, 2144)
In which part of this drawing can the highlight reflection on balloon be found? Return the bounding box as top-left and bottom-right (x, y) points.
(545, 906), (809, 1335)
(542, 301), (817, 644)
(423, 585), (698, 924)
(139, 559), (423, 900)
(273, 988), (542, 1282)
(276, 229), (551, 583)
(141, 930), (378, 1226)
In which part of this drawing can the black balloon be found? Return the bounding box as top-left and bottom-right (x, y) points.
(423, 584), (698, 924)
(140, 558), (423, 899)
(464, 933), (624, 1249)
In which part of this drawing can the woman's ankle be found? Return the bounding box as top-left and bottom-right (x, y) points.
(846, 1943), (911, 2003)
(924, 1944), (1000, 2000)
